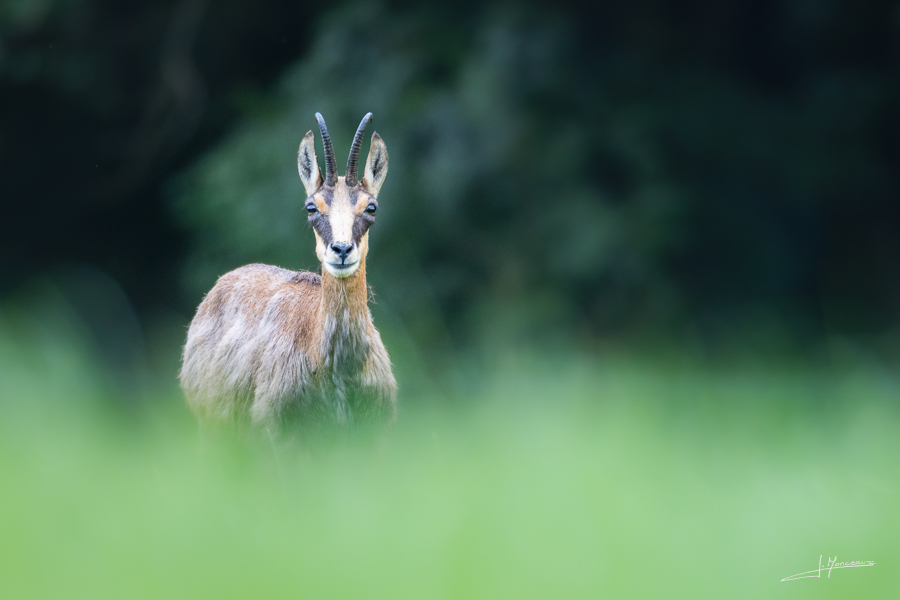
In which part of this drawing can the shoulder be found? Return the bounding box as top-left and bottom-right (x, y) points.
(195, 265), (323, 324)
(290, 271), (322, 287)
(220, 263), (293, 282)
(201, 264), (317, 307)
(213, 264), (321, 288)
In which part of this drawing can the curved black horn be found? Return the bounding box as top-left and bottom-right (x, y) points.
(315, 112), (337, 187)
(345, 112), (373, 187)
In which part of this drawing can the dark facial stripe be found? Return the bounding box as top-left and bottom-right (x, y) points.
(351, 190), (375, 208)
(352, 213), (374, 243)
(311, 213), (333, 245)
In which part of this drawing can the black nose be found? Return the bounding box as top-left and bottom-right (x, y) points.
(331, 242), (353, 262)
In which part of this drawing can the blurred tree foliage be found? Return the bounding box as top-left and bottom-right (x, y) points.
(3, 0), (900, 354)
(172, 1), (900, 352)
(0, 0), (321, 310)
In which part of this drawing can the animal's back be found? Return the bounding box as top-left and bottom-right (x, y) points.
(180, 263), (323, 426)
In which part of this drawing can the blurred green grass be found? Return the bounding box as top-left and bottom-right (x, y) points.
(0, 305), (898, 599)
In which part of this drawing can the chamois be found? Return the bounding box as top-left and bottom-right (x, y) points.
(179, 113), (397, 431)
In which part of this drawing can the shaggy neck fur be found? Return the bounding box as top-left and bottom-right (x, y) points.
(316, 259), (371, 377)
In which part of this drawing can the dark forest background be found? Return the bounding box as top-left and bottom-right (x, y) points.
(2, 0), (899, 374)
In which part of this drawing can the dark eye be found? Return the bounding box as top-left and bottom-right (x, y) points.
(366, 203), (377, 215)
(306, 204), (317, 216)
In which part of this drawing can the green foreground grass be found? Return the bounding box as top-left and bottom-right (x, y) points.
(0, 323), (898, 599)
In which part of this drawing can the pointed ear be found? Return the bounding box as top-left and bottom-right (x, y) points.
(298, 130), (323, 196)
(362, 132), (388, 197)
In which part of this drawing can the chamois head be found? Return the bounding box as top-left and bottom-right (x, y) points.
(297, 112), (389, 278)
